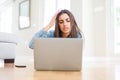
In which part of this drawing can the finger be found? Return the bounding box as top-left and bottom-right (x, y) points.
(53, 10), (61, 18)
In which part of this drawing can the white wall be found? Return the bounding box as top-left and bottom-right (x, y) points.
(82, 0), (95, 56)
(83, 0), (111, 57)
(12, 0), (44, 57)
(106, 0), (114, 57)
(71, 0), (83, 29)
(93, 0), (107, 57)
(71, 0), (110, 57)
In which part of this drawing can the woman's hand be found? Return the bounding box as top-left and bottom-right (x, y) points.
(43, 10), (60, 31)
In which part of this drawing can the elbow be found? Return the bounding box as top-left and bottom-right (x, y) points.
(29, 41), (34, 49)
(29, 45), (34, 49)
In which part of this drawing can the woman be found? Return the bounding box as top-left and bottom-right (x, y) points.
(29, 9), (83, 49)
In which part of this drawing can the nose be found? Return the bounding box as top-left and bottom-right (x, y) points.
(63, 21), (67, 26)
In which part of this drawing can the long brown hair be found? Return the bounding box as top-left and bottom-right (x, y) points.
(54, 9), (80, 38)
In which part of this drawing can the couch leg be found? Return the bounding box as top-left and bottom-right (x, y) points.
(4, 59), (14, 63)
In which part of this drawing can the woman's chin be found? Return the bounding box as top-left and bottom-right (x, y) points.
(63, 31), (70, 34)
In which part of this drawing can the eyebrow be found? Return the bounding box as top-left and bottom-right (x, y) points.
(59, 18), (70, 21)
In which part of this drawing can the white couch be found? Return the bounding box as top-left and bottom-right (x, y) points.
(0, 32), (18, 63)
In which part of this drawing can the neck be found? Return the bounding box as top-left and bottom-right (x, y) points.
(62, 33), (70, 38)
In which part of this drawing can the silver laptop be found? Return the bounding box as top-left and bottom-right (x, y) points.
(34, 38), (83, 71)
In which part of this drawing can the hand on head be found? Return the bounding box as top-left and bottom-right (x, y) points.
(48, 10), (61, 28)
(43, 10), (61, 31)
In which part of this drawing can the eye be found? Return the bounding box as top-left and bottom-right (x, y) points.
(66, 18), (70, 22)
(59, 20), (63, 24)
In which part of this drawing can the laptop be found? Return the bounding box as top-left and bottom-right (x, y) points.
(34, 38), (83, 71)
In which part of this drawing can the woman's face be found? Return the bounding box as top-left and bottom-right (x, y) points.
(58, 13), (71, 37)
